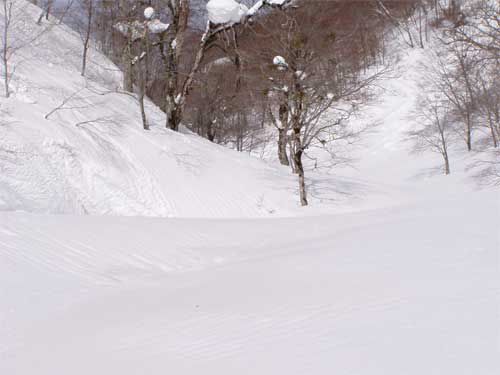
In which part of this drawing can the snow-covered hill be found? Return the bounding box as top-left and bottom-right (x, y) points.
(0, 1), (499, 375)
(0, 1), (496, 217)
(0, 0), (301, 217)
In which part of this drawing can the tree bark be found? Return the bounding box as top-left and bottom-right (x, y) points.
(2, 1), (9, 98)
(293, 148), (308, 206)
(278, 127), (289, 166)
(466, 111), (472, 151)
(277, 99), (290, 165)
(123, 32), (133, 92)
(138, 88), (149, 130)
(444, 153), (450, 175)
(441, 131), (450, 175)
(487, 114), (498, 148)
(207, 122), (216, 141)
(292, 114), (307, 206)
(81, 0), (93, 77)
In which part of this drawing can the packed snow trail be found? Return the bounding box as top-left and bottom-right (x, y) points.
(1, 190), (498, 375)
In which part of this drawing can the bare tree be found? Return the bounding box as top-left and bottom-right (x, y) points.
(114, 2), (163, 130)
(449, 0), (499, 60)
(1, 0), (12, 97)
(1, 0), (51, 98)
(430, 43), (477, 151)
(80, 0), (93, 76)
(376, 0), (428, 48)
(410, 92), (454, 175)
(36, 0), (53, 24)
(149, 0), (292, 131)
(475, 64), (500, 148)
(249, 2), (388, 205)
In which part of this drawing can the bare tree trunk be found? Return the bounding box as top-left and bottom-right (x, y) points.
(160, 0), (189, 131)
(495, 112), (500, 144)
(161, 27), (180, 130)
(58, 0), (75, 24)
(417, 6), (424, 48)
(443, 152), (450, 175)
(138, 56), (149, 130)
(2, 0), (9, 98)
(138, 85), (149, 130)
(292, 105), (307, 206)
(81, 0), (93, 77)
(45, 0), (52, 20)
(2, 50), (8, 98)
(277, 94), (290, 165)
(487, 112), (498, 148)
(466, 111), (472, 151)
(440, 131), (451, 175)
(406, 27), (414, 48)
(288, 138), (296, 173)
(207, 121), (216, 141)
(278, 127), (289, 166)
(123, 31), (133, 92)
(164, 50), (180, 130)
(293, 148), (308, 206)
(138, 27), (150, 130)
(37, 0), (53, 24)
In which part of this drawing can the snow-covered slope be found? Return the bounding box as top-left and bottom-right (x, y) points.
(0, 1), (496, 217)
(0, 2), (499, 375)
(0, 0), (300, 217)
(1, 190), (498, 375)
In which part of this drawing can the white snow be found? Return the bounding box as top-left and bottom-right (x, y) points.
(0, 191), (498, 375)
(273, 55), (287, 68)
(0, 1), (297, 218)
(248, 0), (287, 16)
(144, 6), (155, 20)
(0, 2), (499, 375)
(207, 0), (248, 25)
(148, 19), (169, 34)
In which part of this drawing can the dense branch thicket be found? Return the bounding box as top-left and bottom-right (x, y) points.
(403, 0), (499, 180)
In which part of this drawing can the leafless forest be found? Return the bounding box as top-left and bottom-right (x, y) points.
(5, 0), (500, 202)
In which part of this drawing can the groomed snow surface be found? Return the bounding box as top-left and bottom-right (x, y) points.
(0, 1), (499, 375)
(1, 191), (497, 375)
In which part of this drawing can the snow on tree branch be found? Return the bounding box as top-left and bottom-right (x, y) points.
(207, 0), (291, 25)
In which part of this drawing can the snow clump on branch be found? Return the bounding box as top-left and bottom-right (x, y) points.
(144, 7), (155, 20)
(206, 0), (248, 24)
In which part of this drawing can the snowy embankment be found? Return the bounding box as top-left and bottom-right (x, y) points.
(0, 0), (299, 217)
(0, 190), (498, 374)
(0, 1), (496, 216)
